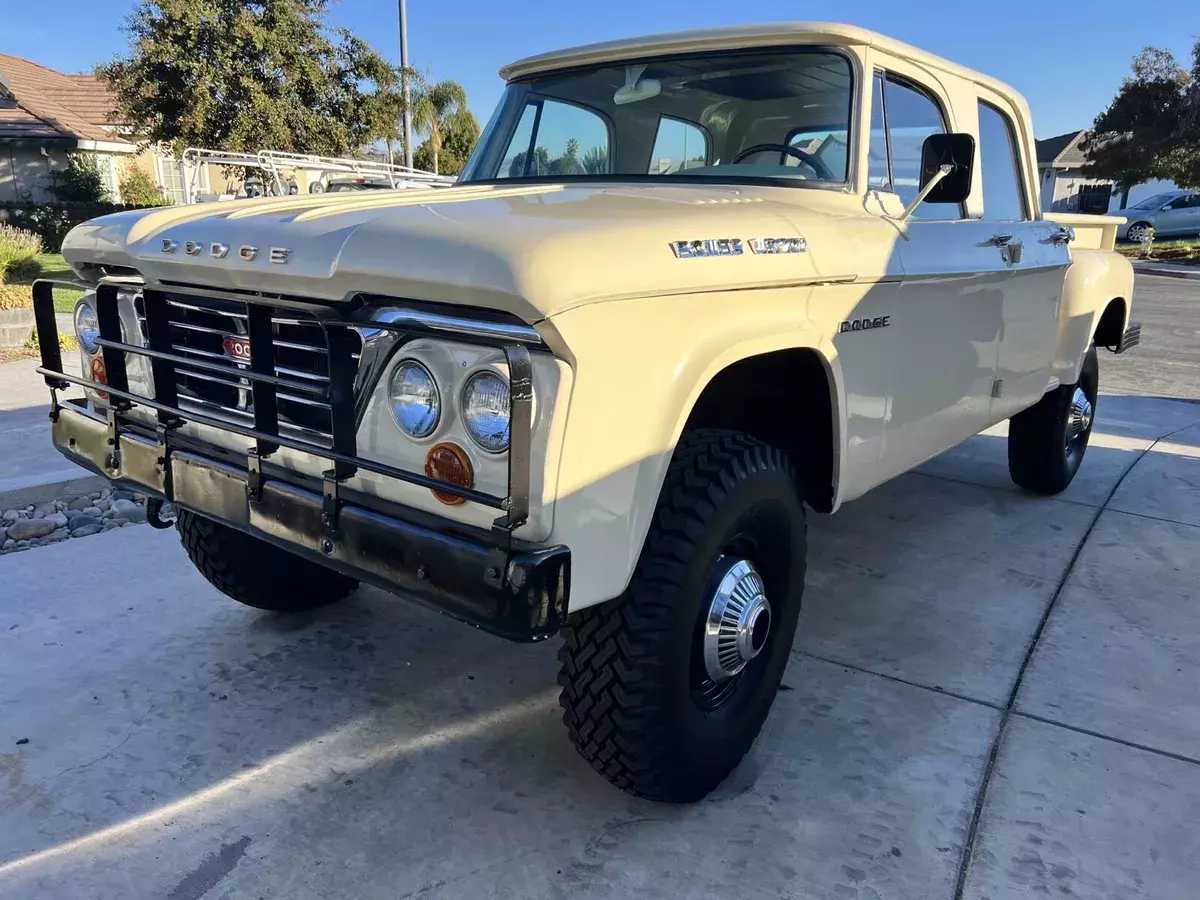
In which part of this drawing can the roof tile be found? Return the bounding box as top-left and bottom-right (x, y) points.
(0, 53), (131, 143)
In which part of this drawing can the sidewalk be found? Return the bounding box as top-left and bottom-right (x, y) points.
(0, 356), (100, 503)
(1132, 260), (1200, 280)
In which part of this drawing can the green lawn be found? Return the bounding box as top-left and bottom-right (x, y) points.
(14, 252), (85, 312)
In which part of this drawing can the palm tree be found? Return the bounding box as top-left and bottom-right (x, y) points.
(411, 78), (468, 175)
(582, 145), (608, 175)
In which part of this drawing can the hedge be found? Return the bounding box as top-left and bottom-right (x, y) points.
(0, 201), (168, 253)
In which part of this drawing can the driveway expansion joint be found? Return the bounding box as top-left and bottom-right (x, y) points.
(949, 418), (1199, 900)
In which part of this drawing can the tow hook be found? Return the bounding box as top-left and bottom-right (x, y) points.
(146, 498), (176, 530)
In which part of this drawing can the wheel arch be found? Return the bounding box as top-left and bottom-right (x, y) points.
(546, 291), (844, 611)
(680, 347), (841, 513)
(1093, 296), (1128, 352)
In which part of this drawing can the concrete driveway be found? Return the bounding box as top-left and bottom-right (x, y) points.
(2, 389), (1198, 900)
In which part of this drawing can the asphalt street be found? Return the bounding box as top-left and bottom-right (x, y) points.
(1104, 274), (1200, 399)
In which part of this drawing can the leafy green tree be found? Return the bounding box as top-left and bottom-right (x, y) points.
(1082, 43), (1200, 191)
(413, 108), (479, 175)
(411, 78), (468, 174)
(100, 0), (412, 156)
(509, 147), (551, 178)
(48, 152), (110, 202)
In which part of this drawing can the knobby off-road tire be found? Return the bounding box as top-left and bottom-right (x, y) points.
(1009, 343), (1099, 495)
(176, 509), (357, 611)
(558, 429), (807, 802)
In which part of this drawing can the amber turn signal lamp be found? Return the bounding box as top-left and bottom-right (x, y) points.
(90, 356), (109, 400)
(424, 442), (473, 505)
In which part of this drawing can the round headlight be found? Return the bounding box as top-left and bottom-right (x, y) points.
(73, 297), (100, 355)
(388, 360), (440, 438)
(461, 371), (510, 453)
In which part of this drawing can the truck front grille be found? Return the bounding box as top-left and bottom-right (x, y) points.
(136, 293), (360, 445)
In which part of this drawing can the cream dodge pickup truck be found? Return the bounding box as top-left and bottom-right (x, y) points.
(34, 23), (1140, 802)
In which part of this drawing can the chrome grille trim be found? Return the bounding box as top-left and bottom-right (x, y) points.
(138, 291), (358, 445)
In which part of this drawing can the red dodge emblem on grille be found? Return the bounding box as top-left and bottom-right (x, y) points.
(222, 335), (251, 362)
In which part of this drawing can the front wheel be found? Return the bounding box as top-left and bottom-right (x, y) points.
(1008, 344), (1099, 495)
(557, 430), (807, 802)
(176, 509), (358, 611)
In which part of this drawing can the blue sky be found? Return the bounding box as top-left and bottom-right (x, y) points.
(5, 0), (1197, 138)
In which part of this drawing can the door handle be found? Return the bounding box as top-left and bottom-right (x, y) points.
(1049, 226), (1075, 245)
(984, 233), (1014, 247)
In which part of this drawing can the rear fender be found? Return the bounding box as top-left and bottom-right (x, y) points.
(1052, 249), (1133, 387)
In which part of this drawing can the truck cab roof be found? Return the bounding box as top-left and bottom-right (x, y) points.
(501, 21), (1019, 101)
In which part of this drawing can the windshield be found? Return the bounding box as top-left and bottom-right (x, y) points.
(1129, 192), (1181, 210)
(459, 49), (854, 187)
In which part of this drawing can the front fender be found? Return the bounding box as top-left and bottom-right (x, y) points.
(544, 287), (841, 610)
(1052, 249), (1134, 386)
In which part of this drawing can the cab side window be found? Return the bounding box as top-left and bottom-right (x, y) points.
(649, 117), (708, 173)
(873, 74), (960, 219)
(977, 101), (1028, 220)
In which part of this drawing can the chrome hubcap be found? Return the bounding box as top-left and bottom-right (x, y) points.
(1066, 387), (1093, 453)
(702, 558), (771, 682)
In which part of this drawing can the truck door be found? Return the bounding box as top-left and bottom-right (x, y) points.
(974, 97), (1071, 420)
(866, 73), (1004, 482)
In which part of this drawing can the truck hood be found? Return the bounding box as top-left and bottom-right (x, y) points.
(61, 182), (852, 322)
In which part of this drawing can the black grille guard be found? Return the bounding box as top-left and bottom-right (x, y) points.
(33, 278), (539, 576)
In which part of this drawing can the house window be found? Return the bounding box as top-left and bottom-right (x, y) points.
(95, 154), (120, 203)
(155, 154), (197, 204)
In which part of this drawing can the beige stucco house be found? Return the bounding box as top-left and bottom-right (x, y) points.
(0, 53), (235, 205)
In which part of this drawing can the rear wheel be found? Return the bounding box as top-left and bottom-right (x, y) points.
(1008, 344), (1099, 495)
(176, 509), (357, 611)
(557, 429), (806, 802)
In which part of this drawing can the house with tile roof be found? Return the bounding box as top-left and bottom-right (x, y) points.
(0, 53), (141, 202)
(0, 53), (222, 205)
(1035, 129), (1181, 215)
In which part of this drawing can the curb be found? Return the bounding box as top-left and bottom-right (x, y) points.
(0, 474), (110, 513)
(1133, 265), (1200, 281)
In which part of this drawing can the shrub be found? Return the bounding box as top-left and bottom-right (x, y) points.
(48, 152), (111, 203)
(119, 165), (171, 207)
(0, 225), (43, 284)
(0, 283), (34, 310)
